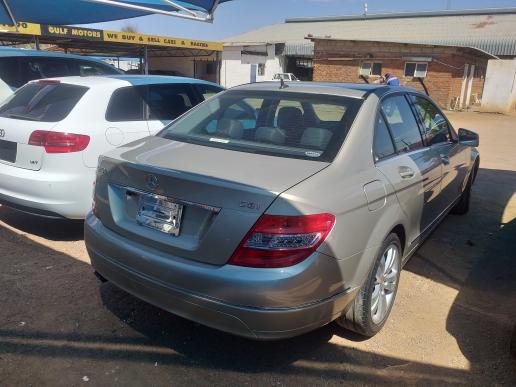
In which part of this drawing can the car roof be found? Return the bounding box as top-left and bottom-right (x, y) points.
(229, 81), (418, 99)
(34, 75), (222, 89)
(0, 47), (113, 65)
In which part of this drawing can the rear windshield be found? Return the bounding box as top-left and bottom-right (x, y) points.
(159, 90), (363, 162)
(0, 82), (88, 122)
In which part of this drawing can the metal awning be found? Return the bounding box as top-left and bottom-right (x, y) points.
(0, 0), (233, 25)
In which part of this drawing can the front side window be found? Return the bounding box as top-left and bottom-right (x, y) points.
(0, 57), (21, 88)
(147, 84), (196, 121)
(373, 113), (396, 161)
(381, 95), (423, 152)
(194, 84), (224, 100)
(160, 90), (363, 162)
(410, 95), (451, 145)
(0, 82), (88, 122)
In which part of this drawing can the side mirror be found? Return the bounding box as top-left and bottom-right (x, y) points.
(458, 128), (479, 147)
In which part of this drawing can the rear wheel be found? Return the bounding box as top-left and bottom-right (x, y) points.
(337, 233), (401, 337)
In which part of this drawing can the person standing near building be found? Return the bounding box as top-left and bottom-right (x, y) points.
(384, 73), (400, 86)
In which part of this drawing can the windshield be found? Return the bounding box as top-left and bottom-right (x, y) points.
(0, 82), (88, 122)
(159, 90), (363, 162)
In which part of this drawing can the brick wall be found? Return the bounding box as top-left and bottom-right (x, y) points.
(312, 39), (488, 109)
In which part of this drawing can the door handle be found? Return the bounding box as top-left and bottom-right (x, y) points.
(440, 154), (450, 165)
(399, 166), (415, 179)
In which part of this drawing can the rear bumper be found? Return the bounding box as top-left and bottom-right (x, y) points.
(0, 161), (94, 219)
(85, 214), (358, 340)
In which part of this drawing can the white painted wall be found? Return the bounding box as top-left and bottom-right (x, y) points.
(480, 59), (516, 113)
(221, 44), (284, 88)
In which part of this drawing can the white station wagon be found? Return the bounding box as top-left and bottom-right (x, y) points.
(0, 75), (223, 219)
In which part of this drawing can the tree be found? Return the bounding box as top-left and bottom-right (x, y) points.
(121, 25), (138, 33)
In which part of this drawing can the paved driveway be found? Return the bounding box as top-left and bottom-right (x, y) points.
(0, 112), (515, 386)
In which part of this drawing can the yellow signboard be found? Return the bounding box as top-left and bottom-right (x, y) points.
(0, 21), (222, 52)
(103, 30), (223, 51)
(0, 22), (41, 35)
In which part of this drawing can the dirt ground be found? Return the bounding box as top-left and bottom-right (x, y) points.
(0, 111), (515, 386)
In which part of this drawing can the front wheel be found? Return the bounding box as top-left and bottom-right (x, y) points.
(337, 233), (402, 337)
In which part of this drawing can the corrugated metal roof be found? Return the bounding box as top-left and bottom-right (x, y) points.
(224, 8), (516, 56)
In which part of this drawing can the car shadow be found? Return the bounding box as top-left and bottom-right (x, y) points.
(1, 219), (472, 385)
(405, 167), (516, 380)
(0, 205), (84, 241)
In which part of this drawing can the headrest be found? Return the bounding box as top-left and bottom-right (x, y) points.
(300, 127), (333, 150)
(216, 119), (244, 139)
(255, 126), (286, 145)
(277, 106), (303, 130)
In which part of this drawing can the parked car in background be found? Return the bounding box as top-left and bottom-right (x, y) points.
(125, 69), (187, 77)
(272, 73), (299, 82)
(0, 47), (122, 102)
(0, 75), (223, 219)
(85, 82), (479, 340)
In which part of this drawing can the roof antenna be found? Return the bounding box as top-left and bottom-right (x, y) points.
(280, 78), (289, 89)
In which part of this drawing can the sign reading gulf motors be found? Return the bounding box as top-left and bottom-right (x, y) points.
(0, 22), (223, 52)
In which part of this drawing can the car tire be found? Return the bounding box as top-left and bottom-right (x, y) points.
(337, 233), (402, 337)
(451, 166), (476, 215)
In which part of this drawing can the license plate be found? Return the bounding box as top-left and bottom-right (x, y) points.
(0, 140), (17, 163)
(136, 193), (183, 236)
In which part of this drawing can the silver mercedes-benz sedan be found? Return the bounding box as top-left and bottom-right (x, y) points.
(85, 82), (479, 340)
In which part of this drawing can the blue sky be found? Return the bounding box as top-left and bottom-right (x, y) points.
(87, 0), (516, 40)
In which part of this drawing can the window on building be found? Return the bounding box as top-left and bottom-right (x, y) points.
(404, 62), (428, 78)
(257, 63), (266, 76)
(359, 62), (382, 77)
(296, 58), (313, 68)
(380, 95), (423, 152)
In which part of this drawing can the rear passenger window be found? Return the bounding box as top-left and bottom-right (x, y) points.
(373, 113), (396, 161)
(147, 84), (196, 121)
(381, 95), (423, 152)
(106, 87), (145, 122)
(410, 96), (451, 145)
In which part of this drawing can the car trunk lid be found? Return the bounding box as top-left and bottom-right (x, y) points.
(0, 118), (57, 171)
(95, 136), (329, 265)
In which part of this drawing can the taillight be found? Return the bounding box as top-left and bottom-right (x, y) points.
(29, 130), (90, 153)
(229, 213), (335, 268)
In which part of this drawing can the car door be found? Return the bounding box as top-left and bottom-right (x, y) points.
(105, 86), (150, 147)
(410, 95), (469, 213)
(146, 83), (199, 135)
(374, 94), (443, 247)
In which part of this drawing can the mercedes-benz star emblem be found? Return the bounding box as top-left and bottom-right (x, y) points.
(0, 129), (5, 138)
(146, 174), (160, 190)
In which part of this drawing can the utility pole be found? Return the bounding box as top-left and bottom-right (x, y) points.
(446, 0), (452, 9)
(363, 2), (368, 17)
